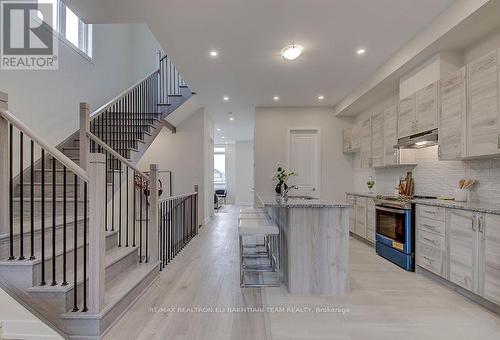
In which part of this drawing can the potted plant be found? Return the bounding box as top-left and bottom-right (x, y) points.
(272, 163), (297, 195)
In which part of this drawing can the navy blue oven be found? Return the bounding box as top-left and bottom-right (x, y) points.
(375, 200), (415, 271)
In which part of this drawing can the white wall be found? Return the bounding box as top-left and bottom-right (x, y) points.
(224, 144), (236, 204)
(0, 24), (160, 147)
(234, 141), (254, 205)
(204, 112), (215, 223)
(255, 107), (353, 201)
(137, 108), (213, 224)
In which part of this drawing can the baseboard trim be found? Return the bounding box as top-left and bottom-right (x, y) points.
(1, 319), (62, 340)
(349, 232), (375, 247)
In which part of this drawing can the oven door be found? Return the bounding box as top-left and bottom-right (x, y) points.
(375, 205), (412, 254)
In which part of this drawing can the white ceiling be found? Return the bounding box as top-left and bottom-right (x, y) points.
(67, 0), (456, 144)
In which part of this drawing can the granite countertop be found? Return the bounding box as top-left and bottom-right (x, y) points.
(256, 193), (351, 208)
(346, 192), (500, 215)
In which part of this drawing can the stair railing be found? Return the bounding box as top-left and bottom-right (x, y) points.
(158, 190), (198, 270)
(0, 92), (94, 313)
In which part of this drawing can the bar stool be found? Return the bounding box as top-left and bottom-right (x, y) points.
(239, 219), (280, 287)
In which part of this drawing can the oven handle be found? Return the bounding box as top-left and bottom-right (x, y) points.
(375, 206), (407, 215)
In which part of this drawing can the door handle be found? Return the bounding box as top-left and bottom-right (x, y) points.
(478, 215), (484, 234)
(472, 215), (476, 231)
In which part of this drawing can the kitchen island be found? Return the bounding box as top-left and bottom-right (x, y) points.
(256, 193), (351, 295)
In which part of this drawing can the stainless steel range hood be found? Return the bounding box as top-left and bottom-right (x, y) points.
(394, 129), (438, 149)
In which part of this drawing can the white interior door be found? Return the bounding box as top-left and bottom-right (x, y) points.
(288, 129), (320, 198)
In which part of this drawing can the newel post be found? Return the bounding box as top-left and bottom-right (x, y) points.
(79, 103), (90, 199)
(0, 91), (8, 235)
(149, 164), (159, 263)
(88, 153), (106, 313)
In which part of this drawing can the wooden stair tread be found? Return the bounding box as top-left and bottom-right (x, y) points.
(27, 244), (137, 293)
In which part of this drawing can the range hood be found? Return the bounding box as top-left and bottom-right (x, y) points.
(394, 129), (438, 149)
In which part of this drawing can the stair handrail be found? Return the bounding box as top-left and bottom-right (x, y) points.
(86, 131), (149, 180)
(158, 191), (198, 203)
(90, 68), (159, 120)
(0, 108), (89, 182)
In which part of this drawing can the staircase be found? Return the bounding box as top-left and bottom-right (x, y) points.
(0, 54), (198, 339)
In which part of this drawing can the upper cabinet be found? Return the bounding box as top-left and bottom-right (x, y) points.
(439, 68), (467, 160)
(398, 94), (415, 139)
(343, 122), (361, 154)
(383, 98), (399, 166)
(371, 110), (384, 167)
(415, 82), (439, 133)
(360, 117), (372, 169)
(466, 49), (500, 157)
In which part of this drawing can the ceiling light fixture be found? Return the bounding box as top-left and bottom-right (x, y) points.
(318, 95), (325, 100)
(229, 117), (235, 121)
(281, 44), (303, 61)
(356, 48), (366, 55)
(273, 96), (280, 101)
(209, 50), (218, 57)
(221, 136), (225, 139)
(223, 96), (229, 101)
(217, 128), (221, 131)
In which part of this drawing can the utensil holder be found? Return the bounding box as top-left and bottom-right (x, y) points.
(454, 188), (469, 202)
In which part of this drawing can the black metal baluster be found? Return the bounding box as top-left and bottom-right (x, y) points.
(8, 124), (14, 260)
(82, 182), (88, 312)
(19, 131), (25, 260)
(133, 172), (136, 247)
(40, 150), (46, 285)
(51, 157), (57, 286)
(145, 182), (149, 263)
(105, 150), (108, 231)
(62, 167), (67, 286)
(119, 160), (122, 247)
(139, 177), (143, 263)
(126, 167), (129, 247)
(30, 140), (35, 260)
(72, 174), (78, 312)
(111, 155), (115, 231)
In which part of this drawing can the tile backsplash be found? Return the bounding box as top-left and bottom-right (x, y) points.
(352, 146), (500, 204)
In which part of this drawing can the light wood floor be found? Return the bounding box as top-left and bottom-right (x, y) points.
(105, 205), (500, 340)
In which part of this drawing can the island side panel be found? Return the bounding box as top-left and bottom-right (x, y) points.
(266, 206), (289, 286)
(288, 207), (349, 295)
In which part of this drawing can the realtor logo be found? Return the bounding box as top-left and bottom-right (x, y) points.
(1, 1), (58, 70)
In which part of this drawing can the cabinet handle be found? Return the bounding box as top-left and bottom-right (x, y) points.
(498, 134), (500, 149)
(421, 223), (438, 231)
(423, 237), (438, 246)
(478, 215), (484, 234)
(472, 215), (476, 231)
(422, 256), (433, 264)
(423, 209), (438, 214)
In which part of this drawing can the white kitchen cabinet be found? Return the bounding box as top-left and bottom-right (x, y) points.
(360, 117), (372, 169)
(415, 82), (439, 134)
(355, 197), (367, 238)
(366, 199), (376, 243)
(448, 209), (477, 292)
(398, 94), (415, 139)
(439, 68), (467, 160)
(466, 49), (500, 157)
(371, 110), (384, 168)
(343, 128), (352, 153)
(351, 122), (361, 151)
(347, 195), (356, 233)
(479, 214), (500, 305)
(383, 98), (398, 166)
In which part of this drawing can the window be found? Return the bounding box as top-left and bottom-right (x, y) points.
(214, 147), (226, 189)
(36, 0), (93, 58)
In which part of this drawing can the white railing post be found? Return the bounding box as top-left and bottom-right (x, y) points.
(88, 153), (106, 313)
(79, 103), (90, 199)
(0, 91), (9, 235)
(149, 164), (159, 263)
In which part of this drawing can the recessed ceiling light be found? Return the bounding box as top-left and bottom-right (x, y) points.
(281, 44), (303, 61)
(209, 50), (218, 57)
(217, 128), (221, 131)
(223, 96), (229, 101)
(318, 95), (325, 100)
(356, 48), (366, 55)
(221, 136), (225, 139)
(229, 117), (235, 121)
(273, 96), (280, 101)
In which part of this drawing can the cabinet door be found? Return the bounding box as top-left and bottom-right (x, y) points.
(355, 198), (367, 238)
(439, 68), (466, 160)
(347, 195), (356, 233)
(360, 117), (372, 169)
(398, 94), (415, 139)
(371, 111), (384, 167)
(383, 98), (398, 165)
(480, 214), (500, 305)
(350, 122), (360, 151)
(448, 210), (477, 292)
(467, 49), (500, 157)
(415, 82), (438, 133)
(366, 199), (376, 242)
(343, 128), (351, 153)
